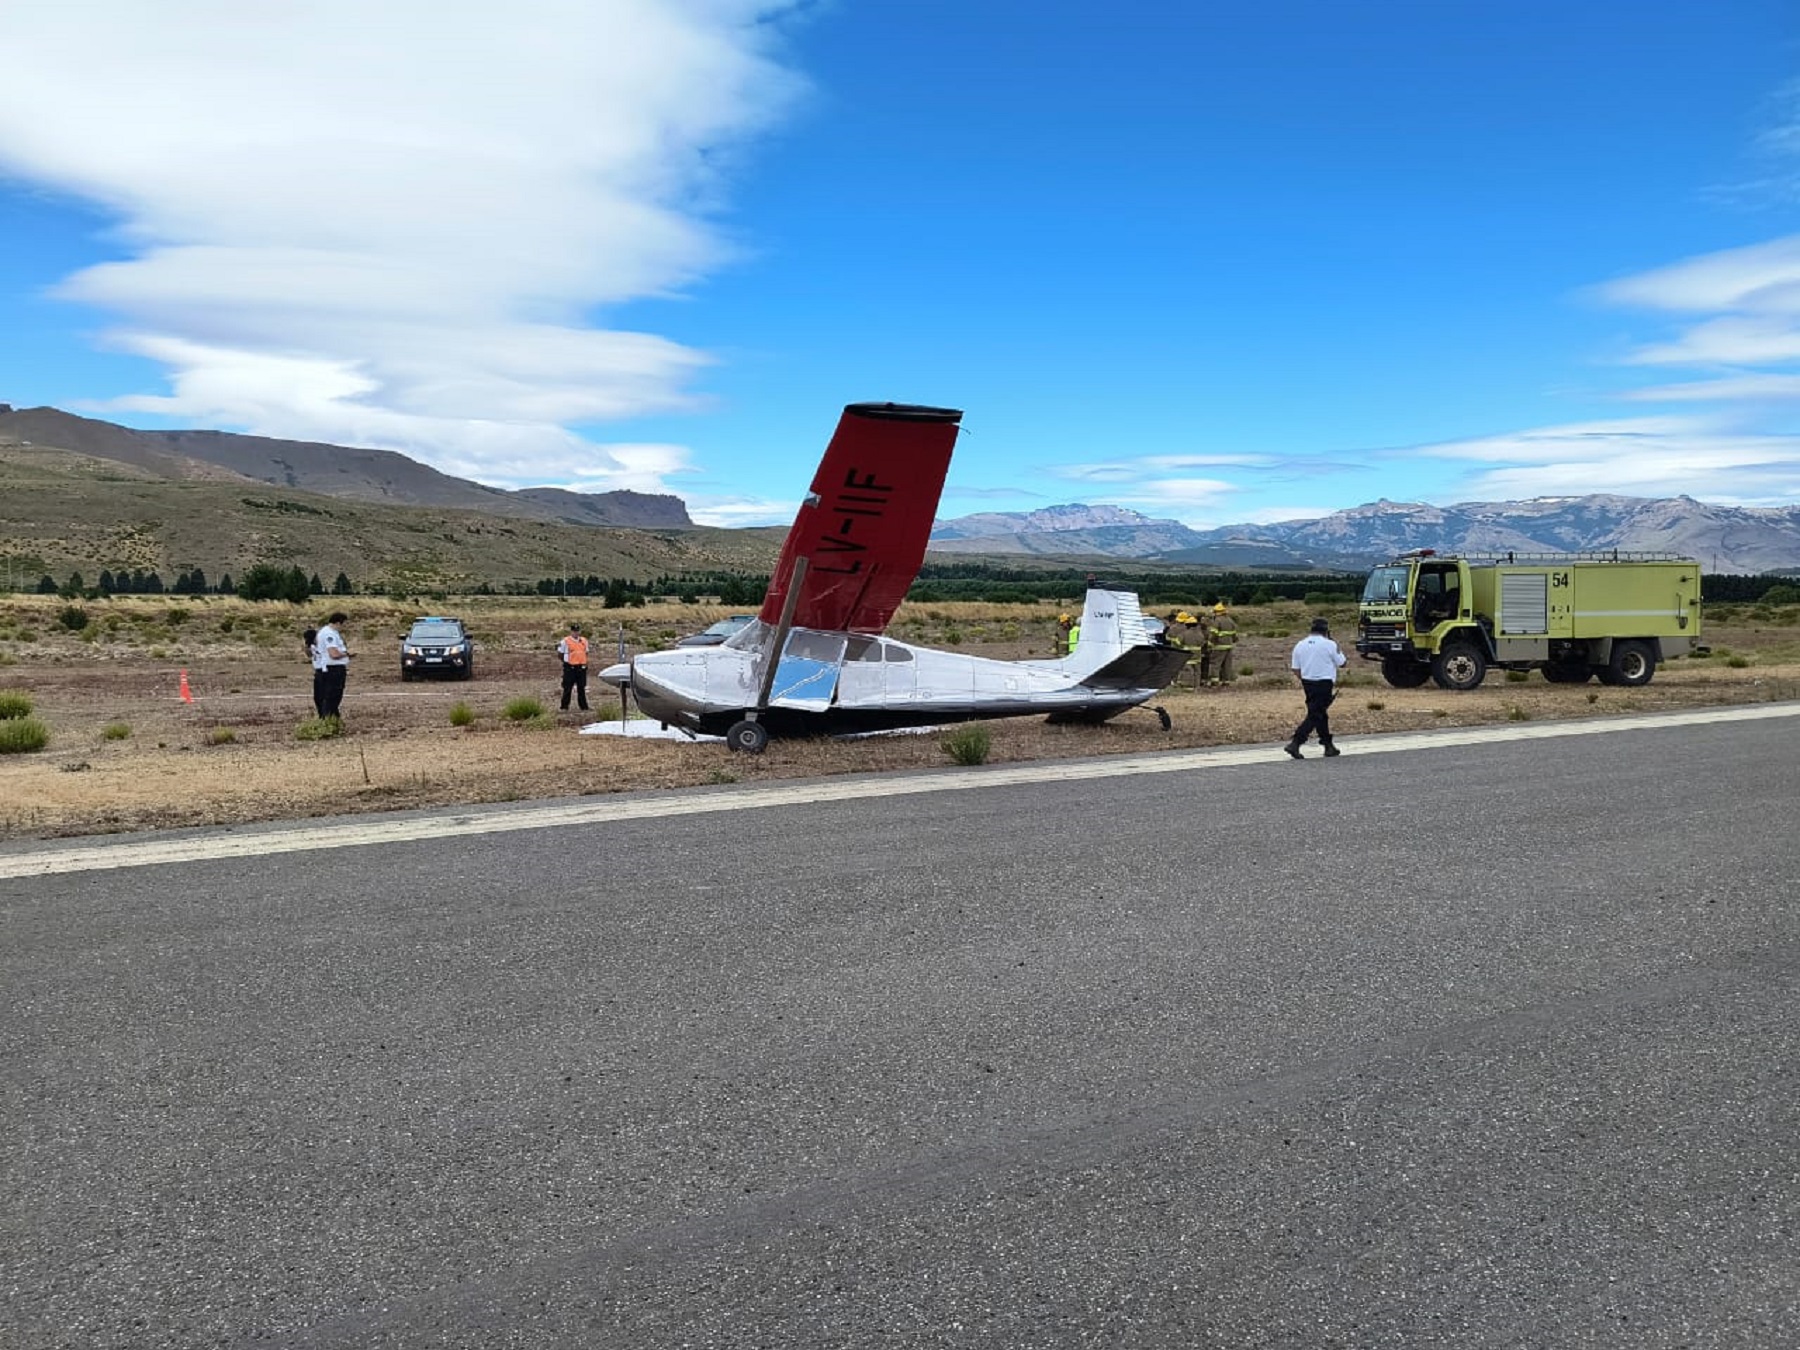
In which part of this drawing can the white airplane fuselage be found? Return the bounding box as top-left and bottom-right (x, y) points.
(618, 591), (1188, 738)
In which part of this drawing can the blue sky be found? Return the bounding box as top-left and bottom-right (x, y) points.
(2, 1), (1798, 528)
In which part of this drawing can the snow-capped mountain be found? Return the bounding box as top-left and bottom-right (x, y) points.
(931, 497), (1800, 573)
(929, 505), (1208, 558)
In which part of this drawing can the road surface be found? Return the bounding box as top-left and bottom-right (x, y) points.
(4, 707), (1798, 1347)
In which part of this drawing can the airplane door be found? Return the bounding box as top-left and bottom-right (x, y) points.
(770, 631), (844, 710)
(881, 643), (917, 701)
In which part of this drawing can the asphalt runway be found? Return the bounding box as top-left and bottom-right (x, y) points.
(3, 709), (1797, 1348)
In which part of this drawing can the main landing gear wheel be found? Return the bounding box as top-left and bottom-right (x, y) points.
(726, 719), (769, 754)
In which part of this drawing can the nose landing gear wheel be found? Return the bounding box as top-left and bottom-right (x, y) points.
(726, 719), (769, 754)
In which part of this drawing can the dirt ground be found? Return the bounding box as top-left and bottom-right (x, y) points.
(1, 594), (1796, 840)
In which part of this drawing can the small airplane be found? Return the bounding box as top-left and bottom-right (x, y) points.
(599, 402), (1189, 752)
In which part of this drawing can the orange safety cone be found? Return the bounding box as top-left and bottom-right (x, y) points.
(179, 669), (193, 704)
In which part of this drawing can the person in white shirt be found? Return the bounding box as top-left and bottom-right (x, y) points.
(315, 612), (351, 719)
(302, 626), (326, 718)
(1285, 616), (1347, 759)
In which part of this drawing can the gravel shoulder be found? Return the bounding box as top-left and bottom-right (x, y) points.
(2, 595), (1794, 840)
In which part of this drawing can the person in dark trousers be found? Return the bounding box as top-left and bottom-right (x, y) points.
(557, 621), (590, 711)
(302, 627), (326, 718)
(1285, 616), (1347, 759)
(315, 612), (350, 719)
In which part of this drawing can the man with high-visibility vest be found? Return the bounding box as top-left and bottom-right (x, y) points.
(557, 621), (591, 712)
(1208, 601), (1238, 685)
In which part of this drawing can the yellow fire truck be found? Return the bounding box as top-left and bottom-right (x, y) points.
(1355, 551), (1705, 690)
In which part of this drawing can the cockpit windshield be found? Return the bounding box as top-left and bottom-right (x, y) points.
(1361, 565), (1411, 604)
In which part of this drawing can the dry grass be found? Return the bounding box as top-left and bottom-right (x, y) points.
(1, 593), (1795, 839)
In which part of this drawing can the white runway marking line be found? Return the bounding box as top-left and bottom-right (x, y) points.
(5, 703), (1797, 879)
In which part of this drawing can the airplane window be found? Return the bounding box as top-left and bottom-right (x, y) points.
(844, 636), (880, 661)
(883, 644), (914, 662)
(785, 630), (845, 662)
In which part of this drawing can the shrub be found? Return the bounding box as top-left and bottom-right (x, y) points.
(943, 723), (992, 766)
(1505, 670), (1529, 683)
(207, 726), (237, 745)
(0, 717), (50, 753)
(1726, 655), (1751, 668)
(449, 702), (475, 727)
(503, 696), (545, 721)
(294, 716), (342, 740)
(57, 605), (89, 631)
(0, 690), (32, 719)
(102, 722), (132, 741)
(1505, 704), (1530, 721)
(164, 606), (190, 626)
(1366, 700), (1385, 712)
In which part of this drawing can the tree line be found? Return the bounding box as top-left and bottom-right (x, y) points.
(29, 566), (356, 601)
(12, 562), (1798, 606)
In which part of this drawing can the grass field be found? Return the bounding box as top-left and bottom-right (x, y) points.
(1, 593), (1795, 840)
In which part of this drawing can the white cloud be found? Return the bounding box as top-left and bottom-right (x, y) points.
(0, 0), (807, 490)
(686, 496), (801, 528)
(1599, 234), (1800, 314)
(1600, 234), (1800, 373)
(1409, 416), (1800, 507)
(1623, 315), (1800, 367)
(1622, 373), (1800, 402)
(1053, 452), (1276, 483)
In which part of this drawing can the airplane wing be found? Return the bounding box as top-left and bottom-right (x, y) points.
(758, 402), (963, 635)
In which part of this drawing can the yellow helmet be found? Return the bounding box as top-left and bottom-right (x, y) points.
(1059, 613), (1072, 624)
(1176, 611), (1197, 625)
(1213, 602), (1228, 613)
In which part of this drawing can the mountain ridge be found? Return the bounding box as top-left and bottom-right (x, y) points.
(931, 498), (1800, 573)
(0, 405), (691, 528)
(6, 403), (1798, 575)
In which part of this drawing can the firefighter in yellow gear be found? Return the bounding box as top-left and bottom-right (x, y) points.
(1059, 613), (1079, 655)
(1208, 602), (1237, 684)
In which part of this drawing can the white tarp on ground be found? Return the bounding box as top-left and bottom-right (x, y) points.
(576, 720), (943, 743)
(578, 720), (721, 741)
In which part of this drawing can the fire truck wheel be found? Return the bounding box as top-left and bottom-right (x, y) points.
(1381, 658), (1431, 688)
(1431, 642), (1488, 691)
(1606, 640), (1656, 687)
(1543, 661), (1592, 684)
(726, 719), (770, 754)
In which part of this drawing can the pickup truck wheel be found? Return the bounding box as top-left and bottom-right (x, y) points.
(1381, 657), (1431, 688)
(726, 719), (769, 754)
(1431, 642), (1487, 691)
(1606, 639), (1655, 687)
